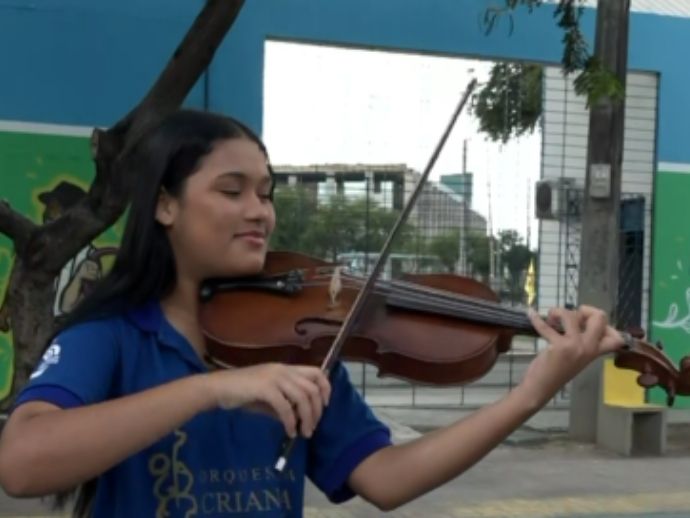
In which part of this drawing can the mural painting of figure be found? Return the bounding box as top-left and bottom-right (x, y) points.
(39, 181), (117, 317)
(0, 181), (117, 330)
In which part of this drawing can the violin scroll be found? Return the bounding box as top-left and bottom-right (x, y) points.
(614, 334), (690, 407)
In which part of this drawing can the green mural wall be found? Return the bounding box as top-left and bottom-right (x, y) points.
(0, 124), (123, 399)
(649, 167), (690, 408)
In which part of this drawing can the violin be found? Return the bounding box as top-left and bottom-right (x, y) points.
(199, 250), (690, 407)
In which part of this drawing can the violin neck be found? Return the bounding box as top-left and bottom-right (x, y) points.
(386, 283), (538, 337)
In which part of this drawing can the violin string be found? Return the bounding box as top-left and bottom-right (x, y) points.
(304, 274), (529, 323)
(308, 272), (531, 323)
(390, 288), (531, 327)
(387, 289), (535, 332)
(308, 273), (518, 316)
(390, 279), (530, 320)
(300, 274), (534, 330)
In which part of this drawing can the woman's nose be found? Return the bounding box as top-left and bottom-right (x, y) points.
(245, 193), (271, 220)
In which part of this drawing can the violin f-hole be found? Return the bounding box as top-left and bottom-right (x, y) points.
(294, 317), (343, 335)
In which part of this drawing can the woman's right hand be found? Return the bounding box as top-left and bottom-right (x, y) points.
(205, 363), (331, 439)
(0, 363), (330, 497)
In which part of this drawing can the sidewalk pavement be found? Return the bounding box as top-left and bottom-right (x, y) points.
(303, 406), (690, 517)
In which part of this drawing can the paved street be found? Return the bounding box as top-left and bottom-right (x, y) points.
(301, 408), (690, 517)
(305, 440), (690, 517)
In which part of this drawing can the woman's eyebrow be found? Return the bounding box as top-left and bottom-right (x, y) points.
(216, 171), (245, 180)
(217, 171), (271, 181)
(216, 171), (273, 189)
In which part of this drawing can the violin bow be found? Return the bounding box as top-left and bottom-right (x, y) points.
(274, 77), (478, 472)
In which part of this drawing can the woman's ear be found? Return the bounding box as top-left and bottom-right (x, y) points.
(155, 189), (177, 227)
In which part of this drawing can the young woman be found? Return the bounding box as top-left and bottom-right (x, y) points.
(0, 109), (624, 517)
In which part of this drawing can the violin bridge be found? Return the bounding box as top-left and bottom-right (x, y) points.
(328, 266), (342, 308)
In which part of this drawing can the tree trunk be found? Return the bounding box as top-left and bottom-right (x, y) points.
(2, 264), (56, 411)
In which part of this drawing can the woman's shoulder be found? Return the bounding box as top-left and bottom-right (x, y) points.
(56, 300), (159, 342)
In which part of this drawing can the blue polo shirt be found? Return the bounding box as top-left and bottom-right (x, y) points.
(14, 301), (391, 517)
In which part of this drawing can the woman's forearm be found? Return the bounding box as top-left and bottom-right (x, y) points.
(0, 373), (214, 496)
(351, 386), (539, 510)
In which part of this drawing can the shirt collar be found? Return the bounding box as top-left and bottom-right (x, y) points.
(126, 300), (161, 333)
(126, 300), (207, 372)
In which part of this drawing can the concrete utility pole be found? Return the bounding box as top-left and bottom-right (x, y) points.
(569, 0), (631, 441)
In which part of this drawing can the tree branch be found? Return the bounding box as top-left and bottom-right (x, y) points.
(115, 0), (246, 147)
(29, 0), (246, 273)
(0, 199), (37, 252)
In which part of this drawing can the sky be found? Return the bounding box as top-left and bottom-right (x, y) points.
(262, 40), (542, 249)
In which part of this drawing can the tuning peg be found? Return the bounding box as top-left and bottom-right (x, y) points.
(656, 340), (664, 350)
(680, 356), (690, 373)
(665, 382), (677, 408)
(637, 372), (659, 388)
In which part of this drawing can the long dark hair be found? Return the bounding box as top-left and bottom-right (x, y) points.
(53, 109), (272, 516)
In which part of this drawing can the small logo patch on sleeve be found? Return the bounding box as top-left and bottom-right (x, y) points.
(30, 343), (61, 379)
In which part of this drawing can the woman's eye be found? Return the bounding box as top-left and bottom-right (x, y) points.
(221, 190), (241, 198)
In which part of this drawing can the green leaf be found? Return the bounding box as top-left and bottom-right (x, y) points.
(477, 0), (625, 141)
(573, 57), (626, 107)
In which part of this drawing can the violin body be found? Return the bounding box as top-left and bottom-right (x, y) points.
(200, 251), (517, 386)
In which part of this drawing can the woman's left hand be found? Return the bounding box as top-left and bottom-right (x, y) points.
(519, 305), (625, 408)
